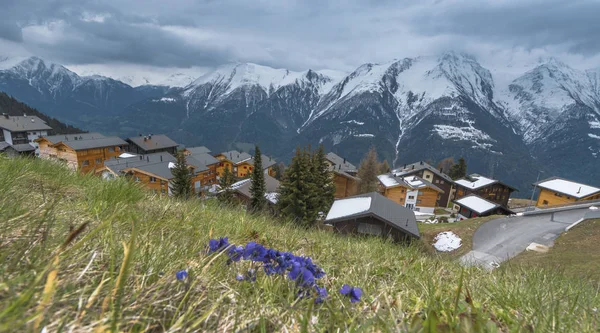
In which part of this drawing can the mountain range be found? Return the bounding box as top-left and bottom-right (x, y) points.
(0, 53), (599, 195)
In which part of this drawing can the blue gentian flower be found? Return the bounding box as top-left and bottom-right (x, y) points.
(228, 245), (244, 262)
(288, 261), (302, 281)
(176, 269), (188, 281)
(340, 284), (362, 303)
(243, 242), (267, 261)
(314, 285), (327, 304)
(236, 273), (244, 281)
(299, 267), (315, 287)
(209, 237), (230, 253)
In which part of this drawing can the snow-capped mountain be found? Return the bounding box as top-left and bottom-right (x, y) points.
(0, 53), (598, 192)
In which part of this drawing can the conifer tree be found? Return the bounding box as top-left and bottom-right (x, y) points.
(219, 165), (235, 203)
(278, 147), (312, 226)
(170, 151), (193, 199)
(437, 157), (455, 175)
(249, 145), (267, 211)
(357, 146), (380, 194)
(449, 157), (467, 180)
(380, 159), (391, 174)
(311, 145), (335, 218)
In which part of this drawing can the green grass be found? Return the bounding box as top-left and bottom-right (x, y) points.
(507, 219), (600, 282)
(434, 208), (450, 215)
(1, 157), (599, 332)
(418, 216), (500, 259)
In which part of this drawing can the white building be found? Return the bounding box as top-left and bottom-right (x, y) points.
(0, 114), (52, 154)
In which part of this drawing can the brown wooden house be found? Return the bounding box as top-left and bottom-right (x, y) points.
(325, 152), (360, 198)
(534, 177), (600, 207)
(377, 174), (444, 214)
(126, 134), (179, 155)
(324, 192), (420, 241)
(36, 134), (128, 173)
(215, 150), (276, 178)
(391, 161), (455, 207)
(222, 174), (281, 208)
(454, 173), (517, 207)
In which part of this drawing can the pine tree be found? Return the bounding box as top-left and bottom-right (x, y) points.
(219, 165), (235, 203)
(379, 159), (391, 174)
(170, 151), (193, 199)
(278, 147), (313, 226)
(273, 161), (286, 180)
(249, 146), (267, 211)
(449, 157), (467, 180)
(357, 146), (380, 194)
(311, 145), (335, 218)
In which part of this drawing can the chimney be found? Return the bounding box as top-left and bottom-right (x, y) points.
(147, 156), (149, 162)
(74, 136), (78, 140)
(139, 133), (142, 136)
(139, 155), (143, 160)
(420, 161), (423, 165)
(144, 137), (147, 141)
(412, 165), (415, 170)
(440, 167), (443, 173)
(343, 158), (346, 164)
(79, 136), (83, 140)
(23, 113), (27, 117)
(403, 164), (406, 168)
(149, 134), (152, 139)
(160, 155), (163, 161)
(577, 186), (581, 194)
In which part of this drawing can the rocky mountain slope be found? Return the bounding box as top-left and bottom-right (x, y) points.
(0, 53), (598, 193)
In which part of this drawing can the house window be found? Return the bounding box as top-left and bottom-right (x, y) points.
(435, 180), (439, 183)
(116, 146), (121, 151)
(440, 180), (444, 184)
(161, 189), (166, 194)
(82, 160), (89, 166)
(95, 158), (102, 164)
(249, 167), (253, 171)
(244, 166), (247, 169)
(358, 223), (382, 236)
(150, 177), (157, 183)
(425, 175), (431, 179)
(414, 207), (420, 212)
(408, 195), (415, 199)
(418, 191), (424, 195)
(108, 147), (115, 152)
(416, 199), (422, 204)
(134, 177), (140, 182)
(542, 200), (549, 205)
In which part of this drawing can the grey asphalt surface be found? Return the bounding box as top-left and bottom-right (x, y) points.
(460, 208), (592, 269)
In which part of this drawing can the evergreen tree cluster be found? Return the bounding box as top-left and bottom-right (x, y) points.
(277, 145), (335, 227)
(249, 146), (268, 211)
(219, 164), (236, 204)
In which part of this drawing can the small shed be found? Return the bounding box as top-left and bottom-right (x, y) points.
(454, 194), (514, 220)
(324, 192), (420, 241)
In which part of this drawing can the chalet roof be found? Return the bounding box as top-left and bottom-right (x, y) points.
(188, 152), (219, 166)
(454, 194), (514, 215)
(325, 192), (420, 238)
(534, 176), (600, 199)
(0, 142), (11, 151)
(326, 152), (357, 173)
(377, 174), (444, 193)
(103, 152), (176, 174)
(11, 143), (36, 152)
(228, 174), (281, 203)
(127, 134), (178, 151)
(218, 150), (276, 169)
(54, 136), (127, 151)
(38, 132), (104, 144)
(219, 150), (252, 164)
(185, 146), (211, 154)
(185, 156), (210, 172)
(392, 161), (453, 183)
(0, 115), (52, 132)
(455, 173), (517, 191)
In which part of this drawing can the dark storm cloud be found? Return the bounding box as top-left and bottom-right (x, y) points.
(1, 0), (599, 70)
(413, 0), (600, 55)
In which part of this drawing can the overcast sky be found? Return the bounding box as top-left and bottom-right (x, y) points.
(2, 0), (600, 75)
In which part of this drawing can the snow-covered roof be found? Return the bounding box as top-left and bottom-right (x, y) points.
(265, 192), (279, 204)
(455, 174), (497, 190)
(454, 195), (499, 214)
(119, 153), (137, 158)
(535, 177), (600, 199)
(377, 174), (400, 187)
(325, 197), (372, 220)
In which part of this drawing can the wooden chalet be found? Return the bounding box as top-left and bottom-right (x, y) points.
(325, 152), (360, 199)
(215, 150), (276, 178)
(392, 161), (455, 207)
(35, 133), (127, 173)
(454, 174), (517, 208)
(222, 174), (281, 208)
(454, 194), (514, 220)
(126, 134), (179, 155)
(0, 142), (36, 157)
(324, 192), (420, 242)
(377, 174), (444, 214)
(534, 177), (600, 207)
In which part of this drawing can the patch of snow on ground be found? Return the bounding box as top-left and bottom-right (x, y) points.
(326, 197), (372, 220)
(589, 133), (600, 140)
(590, 121), (600, 129)
(433, 124), (495, 150)
(155, 97), (176, 103)
(354, 134), (374, 138)
(590, 206), (598, 210)
(433, 231), (462, 252)
(265, 192), (279, 204)
(341, 120), (365, 125)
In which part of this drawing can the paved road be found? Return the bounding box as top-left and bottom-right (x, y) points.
(460, 208), (591, 269)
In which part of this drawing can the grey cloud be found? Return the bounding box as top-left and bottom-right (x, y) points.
(0, 22), (23, 42)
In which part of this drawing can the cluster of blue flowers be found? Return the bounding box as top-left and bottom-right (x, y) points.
(176, 237), (362, 304)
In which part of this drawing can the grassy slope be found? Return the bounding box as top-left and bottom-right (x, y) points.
(418, 216), (500, 259)
(0, 158), (599, 332)
(507, 219), (600, 282)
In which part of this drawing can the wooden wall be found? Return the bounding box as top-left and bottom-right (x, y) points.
(417, 188), (440, 208)
(383, 187), (407, 205)
(334, 173), (358, 198)
(535, 189), (600, 207)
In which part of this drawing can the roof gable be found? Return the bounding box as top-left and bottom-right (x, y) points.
(455, 173), (517, 191)
(127, 135), (178, 151)
(393, 161), (453, 183)
(535, 177), (600, 199)
(326, 152), (357, 173)
(0, 115), (52, 132)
